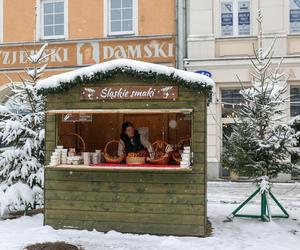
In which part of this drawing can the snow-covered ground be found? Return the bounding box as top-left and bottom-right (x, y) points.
(0, 181), (299, 250)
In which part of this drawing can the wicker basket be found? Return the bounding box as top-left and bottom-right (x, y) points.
(149, 153), (171, 165)
(171, 150), (181, 165)
(104, 140), (125, 164)
(58, 132), (86, 152)
(148, 140), (171, 165)
(126, 156), (146, 165)
(178, 138), (191, 148)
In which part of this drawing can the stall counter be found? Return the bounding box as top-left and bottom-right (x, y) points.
(46, 164), (192, 172)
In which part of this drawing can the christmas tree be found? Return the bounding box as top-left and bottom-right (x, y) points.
(0, 43), (50, 216)
(222, 11), (299, 221)
(221, 12), (299, 180)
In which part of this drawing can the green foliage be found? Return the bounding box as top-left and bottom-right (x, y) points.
(222, 122), (296, 178)
(221, 13), (299, 179)
(37, 67), (213, 97)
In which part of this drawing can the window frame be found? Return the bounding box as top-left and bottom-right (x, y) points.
(221, 88), (244, 119)
(289, 84), (300, 179)
(40, 0), (68, 40)
(289, 0), (300, 34)
(290, 86), (300, 117)
(107, 0), (138, 36)
(220, 0), (251, 38)
(220, 88), (244, 178)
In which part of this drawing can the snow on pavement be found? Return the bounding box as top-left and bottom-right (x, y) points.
(0, 181), (299, 250)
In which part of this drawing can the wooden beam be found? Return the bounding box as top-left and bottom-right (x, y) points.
(46, 164), (192, 172)
(46, 109), (193, 114)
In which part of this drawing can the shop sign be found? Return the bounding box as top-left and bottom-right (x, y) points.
(62, 113), (92, 122)
(221, 2), (233, 36)
(0, 37), (175, 69)
(80, 86), (178, 100)
(238, 1), (250, 35)
(290, 0), (300, 33)
(195, 70), (212, 78)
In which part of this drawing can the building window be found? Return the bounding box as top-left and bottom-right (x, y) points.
(221, 89), (244, 118)
(291, 153), (300, 180)
(291, 121), (300, 180)
(220, 89), (243, 178)
(220, 0), (251, 37)
(290, 87), (300, 117)
(290, 0), (300, 33)
(41, 0), (66, 39)
(221, 123), (235, 177)
(108, 0), (135, 35)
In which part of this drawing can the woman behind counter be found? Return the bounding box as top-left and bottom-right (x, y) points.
(118, 121), (154, 160)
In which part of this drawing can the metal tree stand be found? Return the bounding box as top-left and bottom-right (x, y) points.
(226, 186), (289, 222)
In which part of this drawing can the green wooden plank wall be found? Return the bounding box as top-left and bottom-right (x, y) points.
(44, 75), (208, 236)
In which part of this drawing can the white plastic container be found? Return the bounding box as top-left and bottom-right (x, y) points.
(83, 152), (91, 165)
(92, 152), (99, 164)
(62, 148), (68, 154)
(180, 163), (190, 169)
(95, 150), (101, 163)
(181, 154), (190, 160)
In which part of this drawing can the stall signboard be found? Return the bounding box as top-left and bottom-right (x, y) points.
(290, 0), (300, 33)
(62, 113), (93, 122)
(80, 86), (178, 100)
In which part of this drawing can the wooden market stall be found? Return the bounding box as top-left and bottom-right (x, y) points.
(37, 59), (214, 236)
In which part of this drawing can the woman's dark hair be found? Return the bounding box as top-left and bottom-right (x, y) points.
(122, 121), (134, 133)
(120, 121), (144, 154)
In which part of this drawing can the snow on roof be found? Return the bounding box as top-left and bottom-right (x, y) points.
(36, 59), (214, 93)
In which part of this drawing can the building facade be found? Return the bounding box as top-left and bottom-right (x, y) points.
(0, 0), (181, 102)
(186, 0), (300, 181)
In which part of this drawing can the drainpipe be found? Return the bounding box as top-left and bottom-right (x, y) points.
(176, 0), (186, 69)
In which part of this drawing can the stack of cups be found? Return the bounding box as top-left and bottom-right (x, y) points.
(83, 152), (91, 165)
(50, 154), (60, 166)
(54, 147), (62, 163)
(49, 146), (62, 166)
(180, 146), (191, 168)
(92, 152), (99, 164)
(95, 150), (101, 163)
(61, 148), (68, 164)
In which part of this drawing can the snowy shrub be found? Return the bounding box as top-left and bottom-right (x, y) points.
(0, 44), (50, 215)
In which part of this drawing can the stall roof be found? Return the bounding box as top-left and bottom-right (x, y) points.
(36, 59), (214, 95)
